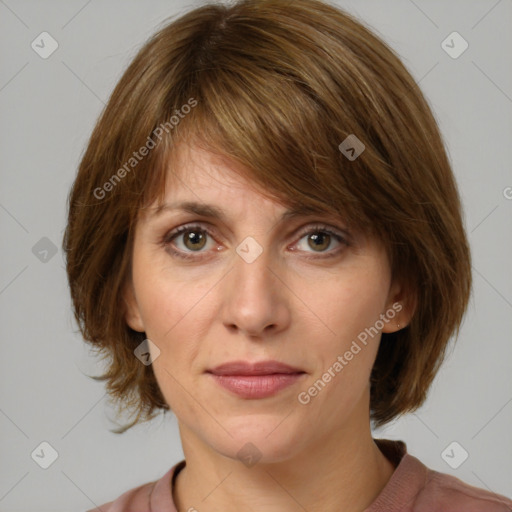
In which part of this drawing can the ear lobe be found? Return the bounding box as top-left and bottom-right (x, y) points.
(381, 281), (417, 334)
(122, 279), (145, 333)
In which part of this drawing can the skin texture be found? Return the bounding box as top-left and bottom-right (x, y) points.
(123, 143), (414, 512)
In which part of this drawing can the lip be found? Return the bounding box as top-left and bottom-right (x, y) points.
(208, 360), (304, 376)
(206, 360), (306, 399)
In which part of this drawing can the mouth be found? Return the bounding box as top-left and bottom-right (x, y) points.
(206, 360), (306, 399)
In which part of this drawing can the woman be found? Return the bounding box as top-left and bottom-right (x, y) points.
(63, 0), (512, 510)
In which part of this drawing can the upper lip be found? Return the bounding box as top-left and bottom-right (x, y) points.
(207, 360), (305, 376)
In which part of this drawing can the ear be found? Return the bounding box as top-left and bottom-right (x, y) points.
(381, 278), (417, 334)
(121, 278), (145, 333)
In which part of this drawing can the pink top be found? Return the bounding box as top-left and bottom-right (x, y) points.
(88, 439), (512, 511)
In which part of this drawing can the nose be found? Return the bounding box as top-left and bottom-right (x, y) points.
(220, 238), (291, 339)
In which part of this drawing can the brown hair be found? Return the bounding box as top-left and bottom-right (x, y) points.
(63, 0), (472, 433)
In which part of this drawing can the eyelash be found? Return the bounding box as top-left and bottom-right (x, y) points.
(161, 223), (350, 262)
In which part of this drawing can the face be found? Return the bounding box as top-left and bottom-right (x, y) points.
(124, 143), (408, 463)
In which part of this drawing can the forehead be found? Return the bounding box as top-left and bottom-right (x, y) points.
(165, 142), (262, 194)
(145, 142), (327, 217)
(138, 142), (356, 232)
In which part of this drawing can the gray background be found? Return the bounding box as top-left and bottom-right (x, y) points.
(0, 0), (511, 510)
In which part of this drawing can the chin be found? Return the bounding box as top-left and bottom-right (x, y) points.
(211, 414), (307, 465)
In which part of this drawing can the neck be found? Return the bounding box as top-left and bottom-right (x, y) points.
(172, 409), (396, 512)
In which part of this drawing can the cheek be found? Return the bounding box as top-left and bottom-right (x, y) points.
(139, 277), (210, 418)
(133, 253), (214, 341)
(133, 262), (219, 372)
(293, 263), (390, 411)
(294, 265), (390, 348)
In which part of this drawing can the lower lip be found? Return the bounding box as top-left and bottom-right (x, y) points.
(208, 373), (305, 399)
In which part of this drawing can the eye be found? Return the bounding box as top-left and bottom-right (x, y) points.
(293, 223), (349, 259)
(161, 222), (350, 261)
(162, 224), (216, 260)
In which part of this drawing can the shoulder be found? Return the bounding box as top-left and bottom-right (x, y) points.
(85, 480), (157, 512)
(370, 440), (512, 512)
(84, 462), (181, 512)
(414, 465), (512, 511)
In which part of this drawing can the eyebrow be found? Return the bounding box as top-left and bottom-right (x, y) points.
(149, 201), (336, 224)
